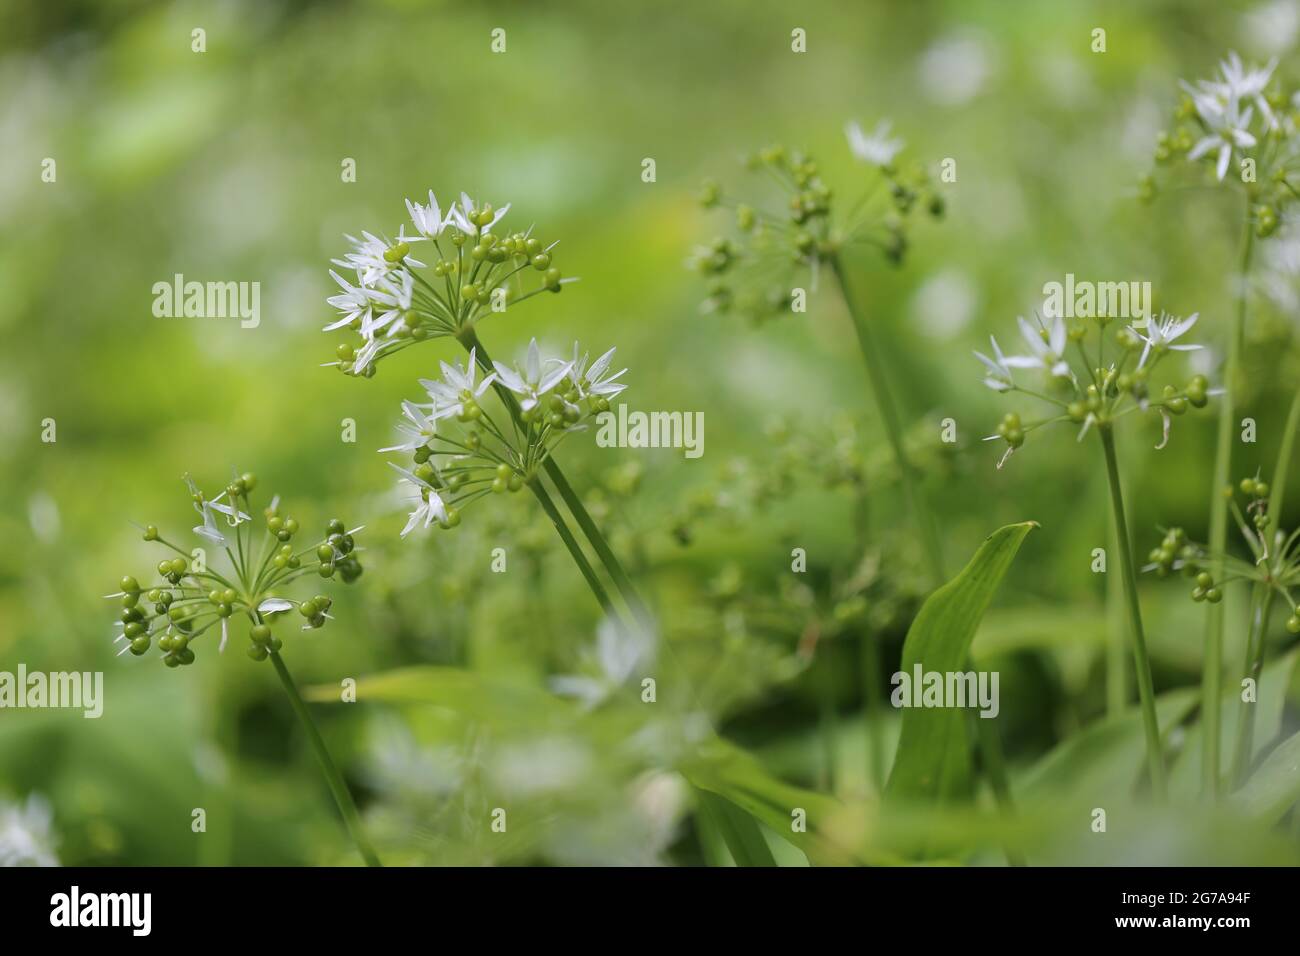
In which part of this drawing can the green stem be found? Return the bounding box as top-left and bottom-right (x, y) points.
(544, 458), (655, 627)
(1203, 211), (1254, 800)
(861, 629), (885, 791)
(458, 328), (653, 627)
(527, 477), (617, 617)
(1098, 425), (1166, 801)
(1229, 582), (1275, 788)
(269, 650), (382, 866)
(830, 253), (945, 584)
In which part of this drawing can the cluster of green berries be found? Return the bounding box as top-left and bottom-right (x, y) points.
(1146, 527), (1222, 601)
(994, 412), (1025, 449)
(111, 472), (363, 668)
(1235, 476), (1273, 535)
(692, 141), (940, 323)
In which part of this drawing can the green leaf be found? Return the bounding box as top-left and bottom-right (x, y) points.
(885, 521), (1038, 802)
(1233, 727), (1300, 824)
(693, 787), (778, 866)
(1168, 648), (1299, 799)
(1018, 687), (1199, 805)
(682, 737), (879, 866)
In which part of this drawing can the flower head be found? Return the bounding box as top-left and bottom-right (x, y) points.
(845, 119), (905, 168)
(109, 472), (363, 668)
(322, 190), (572, 377)
(385, 340), (625, 534)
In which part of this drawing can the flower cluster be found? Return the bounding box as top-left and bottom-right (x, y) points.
(324, 191), (574, 376)
(107, 473), (364, 666)
(1149, 475), (1300, 629)
(976, 310), (1213, 467)
(384, 339), (627, 535)
(690, 121), (943, 322)
(1145, 51), (1300, 237)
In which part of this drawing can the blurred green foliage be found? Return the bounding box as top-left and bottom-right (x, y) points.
(2, 0), (1300, 865)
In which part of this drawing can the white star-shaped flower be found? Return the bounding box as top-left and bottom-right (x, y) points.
(1132, 311), (1201, 369)
(493, 338), (573, 412)
(845, 119), (905, 167)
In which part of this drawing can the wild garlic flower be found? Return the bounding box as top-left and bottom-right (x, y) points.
(107, 472), (364, 667)
(323, 190), (574, 377)
(385, 339), (626, 535)
(549, 616), (656, 710)
(1146, 52), (1298, 237)
(0, 793), (58, 867)
(1146, 476), (1300, 631)
(691, 127), (943, 323)
(975, 310), (1214, 468)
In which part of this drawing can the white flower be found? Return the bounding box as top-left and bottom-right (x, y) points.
(405, 190), (448, 239)
(352, 336), (384, 375)
(379, 400), (439, 453)
(0, 793), (58, 867)
(390, 464), (448, 537)
(1014, 315), (1072, 379)
(419, 348), (497, 420)
(364, 269), (414, 339)
(550, 616), (655, 710)
(1132, 311), (1201, 369)
(332, 231), (393, 287)
(1185, 96), (1258, 181)
(448, 191), (510, 235)
(564, 343), (627, 401)
(845, 119), (904, 167)
(973, 334), (1035, 392)
(184, 475), (250, 547)
(323, 269), (372, 332)
(1201, 52), (1278, 129)
(493, 338), (572, 412)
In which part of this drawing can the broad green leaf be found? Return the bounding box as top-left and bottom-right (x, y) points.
(1232, 727), (1300, 824)
(885, 521), (1038, 802)
(693, 787), (778, 866)
(1018, 688), (1199, 805)
(1168, 648), (1299, 799)
(682, 737), (880, 866)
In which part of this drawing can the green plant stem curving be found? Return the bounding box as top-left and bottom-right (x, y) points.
(269, 649), (382, 866)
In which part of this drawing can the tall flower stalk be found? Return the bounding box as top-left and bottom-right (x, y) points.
(1145, 50), (1298, 797)
(978, 308), (1217, 801)
(107, 473), (381, 865)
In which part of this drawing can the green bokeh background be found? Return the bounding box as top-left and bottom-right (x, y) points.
(2, 0), (1299, 865)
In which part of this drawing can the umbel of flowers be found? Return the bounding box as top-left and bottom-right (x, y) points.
(975, 305), (1215, 802)
(1145, 51), (1299, 235)
(385, 338), (627, 536)
(324, 191), (575, 376)
(689, 122), (943, 323)
(106, 473), (364, 666)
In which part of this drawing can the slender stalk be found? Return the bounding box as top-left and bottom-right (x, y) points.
(269, 650), (381, 866)
(1230, 582), (1275, 788)
(1106, 495), (1129, 718)
(459, 328), (652, 627)
(1203, 211), (1254, 799)
(527, 477), (617, 617)
(1098, 425), (1166, 801)
(831, 252), (1025, 841)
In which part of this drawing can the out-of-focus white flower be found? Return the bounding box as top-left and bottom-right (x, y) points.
(1014, 314), (1072, 379)
(550, 616), (655, 710)
(1186, 98), (1258, 180)
(0, 794), (58, 867)
(845, 119), (904, 167)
